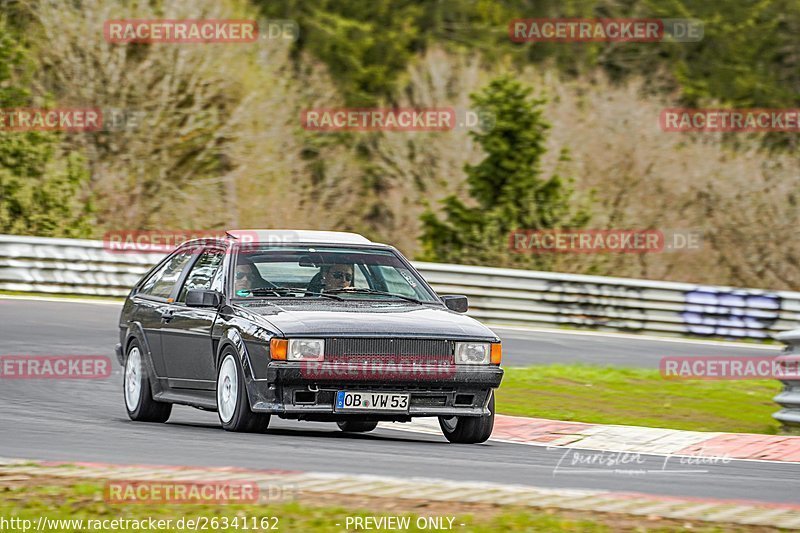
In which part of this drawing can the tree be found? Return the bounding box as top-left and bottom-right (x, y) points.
(419, 75), (588, 268)
(0, 22), (93, 238)
(257, 0), (424, 106)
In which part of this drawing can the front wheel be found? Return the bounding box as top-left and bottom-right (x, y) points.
(438, 392), (494, 444)
(337, 420), (379, 433)
(124, 341), (172, 423)
(216, 351), (270, 433)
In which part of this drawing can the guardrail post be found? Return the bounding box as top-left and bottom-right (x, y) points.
(773, 329), (800, 434)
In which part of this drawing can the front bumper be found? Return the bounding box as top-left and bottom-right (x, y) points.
(246, 361), (503, 419)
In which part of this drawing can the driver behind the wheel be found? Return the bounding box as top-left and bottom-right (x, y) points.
(321, 263), (354, 292)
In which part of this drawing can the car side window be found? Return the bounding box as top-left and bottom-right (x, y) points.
(138, 251), (195, 300)
(177, 250), (224, 302)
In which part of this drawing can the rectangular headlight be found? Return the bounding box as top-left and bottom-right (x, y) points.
(455, 342), (490, 365)
(287, 338), (325, 361)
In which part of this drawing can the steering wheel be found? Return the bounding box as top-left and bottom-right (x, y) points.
(235, 282), (280, 297)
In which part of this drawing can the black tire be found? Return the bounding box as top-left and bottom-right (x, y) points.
(216, 350), (271, 433)
(337, 420), (379, 433)
(438, 392), (494, 444)
(124, 340), (172, 423)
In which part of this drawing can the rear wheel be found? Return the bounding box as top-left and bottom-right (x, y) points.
(217, 351), (270, 433)
(337, 420), (379, 433)
(124, 341), (172, 423)
(438, 392), (494, 444)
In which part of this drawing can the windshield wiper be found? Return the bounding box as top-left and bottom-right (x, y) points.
(247, 287), (344, 301)
(326, 287), (425, 304)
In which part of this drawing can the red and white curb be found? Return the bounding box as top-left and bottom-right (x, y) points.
(1, 458), (799, 529)
(380, 415), (800, 463)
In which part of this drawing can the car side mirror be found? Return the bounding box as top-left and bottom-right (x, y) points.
(441, 295), (468, 313)
(186, 289), (223, 308)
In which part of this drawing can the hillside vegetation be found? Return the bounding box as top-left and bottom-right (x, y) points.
(0, 0), (797, 289)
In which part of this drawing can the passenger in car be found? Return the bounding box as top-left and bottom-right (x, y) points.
(235, 260), (264, 296)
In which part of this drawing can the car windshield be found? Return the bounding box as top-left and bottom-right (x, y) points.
(232, 246), (439, 303)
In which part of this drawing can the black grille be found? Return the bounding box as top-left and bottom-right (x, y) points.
(411, 395), (448, 407)
(325, 338), (454, 364)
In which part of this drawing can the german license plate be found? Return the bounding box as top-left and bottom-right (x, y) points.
(335, 391), (409, 411)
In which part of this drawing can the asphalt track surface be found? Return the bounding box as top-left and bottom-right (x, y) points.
(0, 298), (796, 505)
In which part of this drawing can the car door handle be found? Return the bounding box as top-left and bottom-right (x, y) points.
(160, 309), (175, 322)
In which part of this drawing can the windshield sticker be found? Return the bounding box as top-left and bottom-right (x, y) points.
(400, 270), (418, 288)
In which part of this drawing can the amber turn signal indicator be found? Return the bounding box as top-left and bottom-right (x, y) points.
(490, 343), (502, 365)
(270, 338), (288, 360)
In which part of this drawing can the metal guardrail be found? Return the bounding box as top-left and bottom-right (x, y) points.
(774, 329), (800, 430)
(1, 234), (800, 340)
(0, 235), (164, 297)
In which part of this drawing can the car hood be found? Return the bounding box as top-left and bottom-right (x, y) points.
(234, 300), (498, 340)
